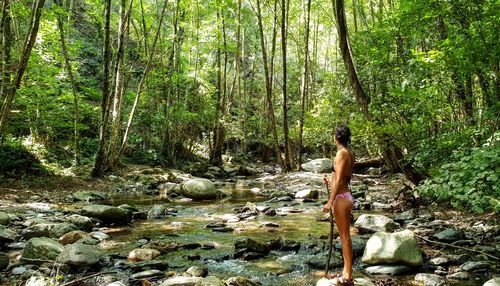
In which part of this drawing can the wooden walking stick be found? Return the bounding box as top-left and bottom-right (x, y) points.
(324, 180), (335, 277)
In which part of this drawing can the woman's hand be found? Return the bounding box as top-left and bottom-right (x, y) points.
(323, 175), (330, 187)
(323, 201), (333, 213)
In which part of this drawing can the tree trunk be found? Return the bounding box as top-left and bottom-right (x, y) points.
(281, 0), (292, 172)
(0, 0), (13, 116)
(55, 0), (80, 164)
(298, 0), (311, 168)
(0, 0), (45, 140)
(210, 7), (224, 166)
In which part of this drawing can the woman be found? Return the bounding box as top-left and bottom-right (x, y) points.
(323, 125), (355, 286)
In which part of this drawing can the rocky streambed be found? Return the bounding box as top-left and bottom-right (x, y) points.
(0, 160), (498, 286)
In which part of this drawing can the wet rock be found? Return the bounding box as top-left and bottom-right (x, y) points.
(81, 205), (132, 225)
(0, 212), (10, 226)
(22, 237), (64, 260)
(179, 178), (218, 201)
(205, 222), (226, 229)
(6, 242), (26, 250)
(394, 209), (417, 222)
(301, 158), (333, 173)
(128, 248), (161, 262)
(148, 205), (168, 220)
(459, 261), (490, 272)
(0, 226), (17, 244)
(160, 276), (203, 286)
(306, 256), (343, 269)
(211, 227), (234, 233)
(56, 243), (103, 268)
(364, 265), (411, 275)
(128, 260), (169, 271)
(295, 189), (319, 200)
(362, 230), (423, 266)
(432, 229), (462, 243)
(58, 230), (88, 245)
(0, 252), (9, 270)
(429, 257), (450, 267)
(483, 278), (500, 286)
(66, 214), (95, 232)
(187, 254), (201, 261)
(335, 236), (367, 257)
(186, 266), (208, 277)
(131, 269), (165, 280)
(234, 237), (269, 256)
(226, 276), (262, 286)
(195, 276), (225, 286)
(201, 243), (215, 250)
(23, 222), (79, 239)
(415, 273), (449, 286)
(446, 272), (470, 280)
(354, 214), (399, 233)
(256, 205), (269, 213)
(181, 243), (202, 250)
(91, 231), (110, 241)
(73, 191), (107, 202)
(264, 209), (276, 216)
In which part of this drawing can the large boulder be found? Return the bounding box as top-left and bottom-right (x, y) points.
(73, 191), (107, 202)
(66, 214), (95, 232)
(23, 222), (79, 239)
(483, 278), (500, 286)
(81, 205), (132, 225)
(355, 214), (399, 233)
(57, 243), (103, 268)
(22, 237), (64, 260)
(0, 212), (10, 226)
(362, 229), (423, 266)
(0, 226), (17, 244)
(180, 179), (218, 201)
(301, 158), (333, 173)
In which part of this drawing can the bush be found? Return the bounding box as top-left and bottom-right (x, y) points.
(0, 143), (47, 177)
(417, 132), (500, 213)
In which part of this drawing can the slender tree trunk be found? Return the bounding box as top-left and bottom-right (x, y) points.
(139, 0), (149, 56)
(0, 0), (13, 113)
(55, 0), (80, 164)
(298, 0), (311, 168)
(353, 0), (358, 32)
(281, 0), (292, 172)
(210, 6), (224, 166)
(92, 0), (112, 177)
(0, 0), (45, 140)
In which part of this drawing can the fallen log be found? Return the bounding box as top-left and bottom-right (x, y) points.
(354, 157), (384, 172)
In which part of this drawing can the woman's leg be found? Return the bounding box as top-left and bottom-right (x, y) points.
(333, 197), (354, 279)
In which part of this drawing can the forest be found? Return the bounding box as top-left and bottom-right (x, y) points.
(0, 0), (498, 285)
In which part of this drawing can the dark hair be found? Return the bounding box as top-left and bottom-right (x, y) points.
(335, 125), (351, 146)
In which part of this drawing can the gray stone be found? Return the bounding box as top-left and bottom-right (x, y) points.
(234, 237), (269, 255)
(335, 236), (367, 257)
(306, 256), (343, 269)
(73, 191), (107, 202)
(91, 231), (110, 241)
(226, 276), (261, 286)
(429, 257), (450, 266)
(301, 158), (333, 173)
(0, 226), (17, 243)
(11, 266), (27, 275)
(127, 248), (161, 262)
(131, 270), (165, 280)
(394, 210), (417, 222)
(160, 276), (203, 286)
(180, 179), (218, 201)
(355, 214), (399, 233)
(195, 276), (225, 286)
(459, 261), (490, 272)
(364, 265), (410, 275)
(186, 266), (208, 277)
(57, 243), (102, 268)
(66, 214), (95, 232)
(0, 252), (9, 270)
(483, 278), (500, 286)
(148, 205), (167, 220)
(23, 222), (78, 239)
(362, 230), (423, 266)
(22, 237), (64, 260)
(81, 205), (132, 225)
(446, 272), (470, 280)
(0, 212), (10, 225)
(294, 189), (319, 200)
(432, 229), (462, 242)
(414, 273), (449, 286)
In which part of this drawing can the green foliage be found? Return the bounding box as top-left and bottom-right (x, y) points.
(417, 132), (500, 213)
(0, 142), (47, 177)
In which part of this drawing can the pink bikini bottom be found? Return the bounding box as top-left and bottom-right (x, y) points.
(335, 192), (354, 203)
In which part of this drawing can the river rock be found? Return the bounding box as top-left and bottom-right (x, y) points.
(446, 272), (470, 280)
(306, 256), (343, 269)
(58, 230), (88, 245)
(0, 212), (10, 226)
(73, 191), (107, 202)
(180, 178), (218, 201)
(66, 214), (95, 232)
(128, 248), (161, 262)
(301, 158), (333, 173)
(414, 273), (449, 286)
(335, 236), (367, 257)
(131, 269), (165, 280)
(0, 252), (9, 270)
(432, 229), (462, 242)
(128, 260), (169, 271)
(195, 276), (225, 286)
(294, 189), (319, 199)
(148, 205), (167, 220)
(365, 265), (411, 275)
(362, 230), (423, 266)
(56, 243), (102, 268)
(160, 276), (203, 286)
(459, 261), (490, 272)
(81, 205), (132, 225)
(23, 222), (79, 239)
(22, 237), (64, 260)
(354, 214), (399, 233)
(429, 257), (450, 267)
(234, 237), (269, 255)
(483, 278), (500, 286)
(394, 209), (417, 222)
(0, 226), (17, 244)
(226, 276), (261, 286)
(186, 266), (208, 277)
